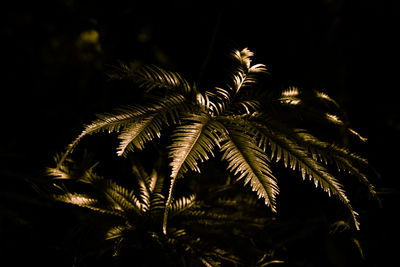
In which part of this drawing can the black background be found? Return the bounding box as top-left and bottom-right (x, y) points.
(2, 0), (399, 266)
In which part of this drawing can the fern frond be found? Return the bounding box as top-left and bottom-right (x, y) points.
(152, 170), (165, 195)
(47, 166), (71, 180)
(170, 194), (196, 216)
(219, 124), (278, 211)
(168, 114), (222, 179)
(232, 99), (262, 115)
(104, 180), (146, 214)
(59, 105), (148, 166)
(117, 93), (188, 156)
(164, 114), (223, 234)
(117, 113), (162, 155)
(293, 129), (368, 165)
(137, 176), (151, 211)
(230, 48), (268, 93)
(279, 86), (301, 105)
(54, 192), (123, 217)
(55, 192), (96, 206)
(292, 129), (374, 195)
(133, 64), (192, 95)
(315, 90), (340, 108)
(278, 88), (368, 143)
(145, 168), (158, 193)
(254, 124), (360, 229)
(105, 225), (126, 240)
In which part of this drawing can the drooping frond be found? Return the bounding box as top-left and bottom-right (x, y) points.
(219, 124), (279, 211)
(133, 64), (193, 95)
(117, 113), (162, 155)
(54, 192), (124, 217)
(253, 123), (360, 229)
(64, 105), (148, 159)
(293, 129), (368, 165)
(293, 130), (374, 195)
(116, 93), (188, 156)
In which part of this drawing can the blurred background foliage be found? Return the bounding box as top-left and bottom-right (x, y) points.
(1, 0), (398, 266)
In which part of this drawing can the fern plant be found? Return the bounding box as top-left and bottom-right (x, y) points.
(48, 155), (247, 266)
(57, 47), (373, 232)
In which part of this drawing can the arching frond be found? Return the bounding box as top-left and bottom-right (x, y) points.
(117, 113), (162, 155)
(293, 129), (368, 165)
(63, 105), (148, 161)
(315, 90), (340, 108)
(54, 192), (124, 217)
(254, 124), (360, 229)
(219, 124), (278, 211)
(292, 129), (374, 194)
(133, 64), (193, 95)
(116, 93), (188, 156)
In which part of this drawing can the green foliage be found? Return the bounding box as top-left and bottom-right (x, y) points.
(57, 47), (372, 234)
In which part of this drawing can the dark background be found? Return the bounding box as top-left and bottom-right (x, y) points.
(1, 0), (399, 266)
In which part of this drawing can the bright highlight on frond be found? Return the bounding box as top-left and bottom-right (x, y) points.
(58, 193), (96, 206)
(325, 113), (343, 125)
(349, 128), (368, 142)
(220, 128), (279, 211)
(280, 86), (301, 105)
(316, 91), (340, 108)
(233, 47), (254, 69)
(168, 114), (221, 179)
(282, 86), (299, 97)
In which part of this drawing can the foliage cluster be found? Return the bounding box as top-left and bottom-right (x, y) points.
(48, 48), (372, 266)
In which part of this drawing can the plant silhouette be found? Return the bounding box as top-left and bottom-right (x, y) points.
(56, 48), (373, 234)
(48, 153), (275, 266)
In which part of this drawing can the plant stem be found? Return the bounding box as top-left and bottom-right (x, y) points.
(163, 175), (177, 235)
